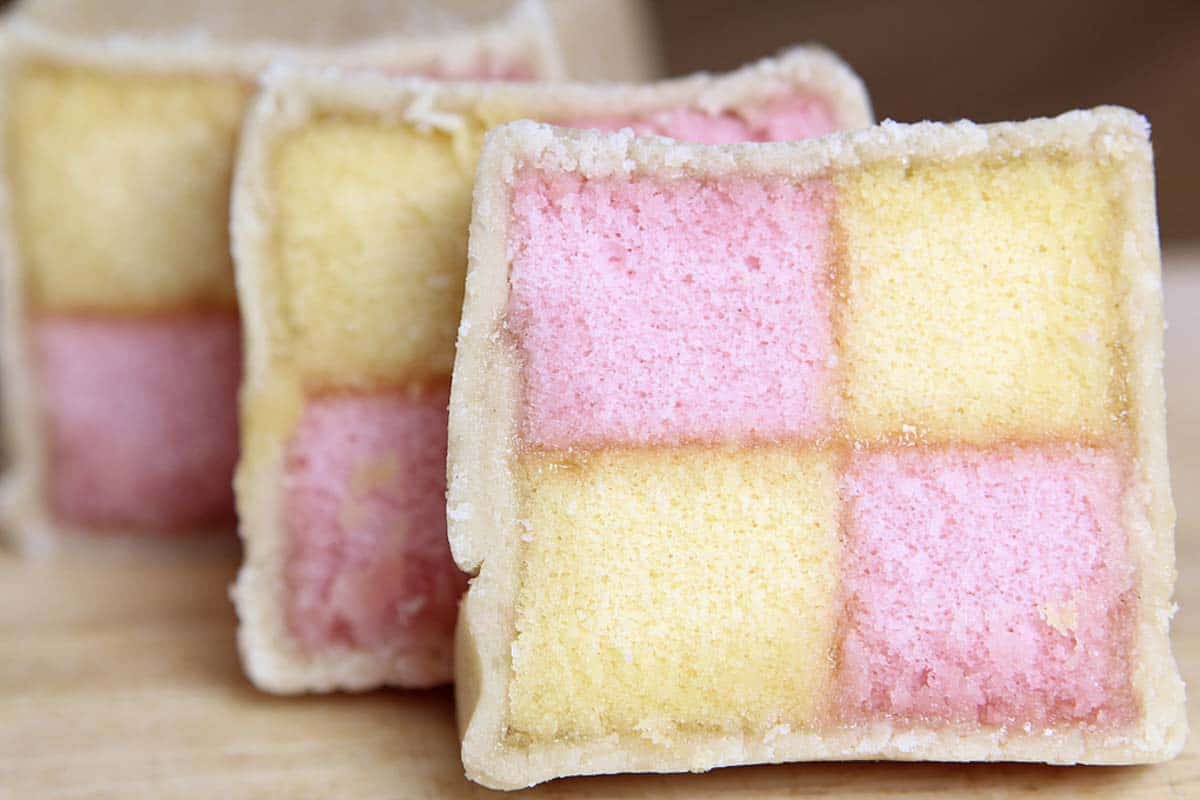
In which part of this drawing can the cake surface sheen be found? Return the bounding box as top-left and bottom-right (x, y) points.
(230, 51), (872, 693)
(447, 111), (1185, 789)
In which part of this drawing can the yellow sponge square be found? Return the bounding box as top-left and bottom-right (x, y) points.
(506, 445), (840, 743)
(274, 118), (484, 388)
(838, 154), (1123, 443)
(10, 65), (247, 312)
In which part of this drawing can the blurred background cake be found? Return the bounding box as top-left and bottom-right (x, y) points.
(0, 0), (655, 553)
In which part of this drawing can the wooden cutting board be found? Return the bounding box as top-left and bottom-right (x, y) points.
(3, 254), (1198, 799)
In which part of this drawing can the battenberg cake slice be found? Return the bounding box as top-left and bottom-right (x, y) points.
(228, 49), (871, 693)
(448, 112), (1186, 788)
(0, 0), (564, 555)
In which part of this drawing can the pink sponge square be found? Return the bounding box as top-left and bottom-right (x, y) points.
(508, 173), (836, 448)
(34, 313), (240, 531)
(838, 444), (1136, 727)
(283, 389), (464, 661)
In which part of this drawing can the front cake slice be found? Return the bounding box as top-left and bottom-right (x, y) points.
(448, 112), (1185, 788)
(230, 50), (871, 693)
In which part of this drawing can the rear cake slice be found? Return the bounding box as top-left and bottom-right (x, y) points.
(0, 0), (564, 555)
(448, 111), (1186, 788)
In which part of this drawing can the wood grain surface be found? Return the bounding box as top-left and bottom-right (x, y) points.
(2, 252), (1198, 799)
